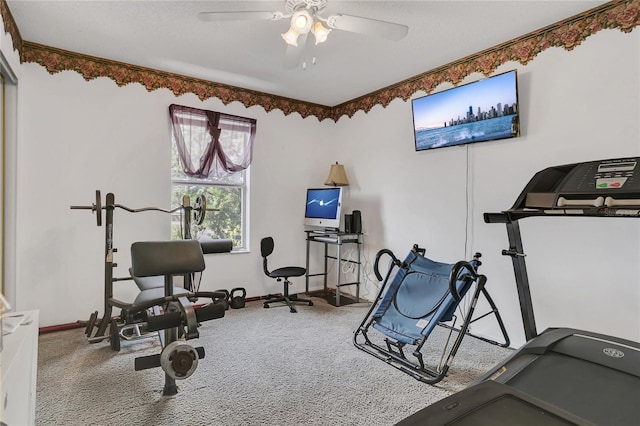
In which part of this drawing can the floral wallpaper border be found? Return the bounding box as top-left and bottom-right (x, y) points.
(3, 0), (639, 122)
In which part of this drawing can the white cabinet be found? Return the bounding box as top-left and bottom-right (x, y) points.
(1, 310), (39, 426)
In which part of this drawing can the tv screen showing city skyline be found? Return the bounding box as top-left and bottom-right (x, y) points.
(412, 70), (520, 151)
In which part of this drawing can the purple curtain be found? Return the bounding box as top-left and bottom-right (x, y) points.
(169, 104), (257, 179)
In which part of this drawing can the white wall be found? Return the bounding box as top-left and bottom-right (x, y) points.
(334, 29), (640, 347)
(16, 66), (335, 326)
(12, 28), (640, 349)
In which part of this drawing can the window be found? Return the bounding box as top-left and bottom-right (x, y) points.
(169, 105), (256, 250)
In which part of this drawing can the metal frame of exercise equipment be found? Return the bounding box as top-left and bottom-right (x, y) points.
(70, 190), (215, 344)
(127, 239), (227, 396)
(354, 246), (509, 385)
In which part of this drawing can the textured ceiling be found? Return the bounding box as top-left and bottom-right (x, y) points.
(8, 0), (608, 106)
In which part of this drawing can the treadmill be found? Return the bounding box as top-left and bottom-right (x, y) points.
(395, 157), (640, 426)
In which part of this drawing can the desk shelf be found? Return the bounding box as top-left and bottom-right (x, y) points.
(304, 231), (362, 307)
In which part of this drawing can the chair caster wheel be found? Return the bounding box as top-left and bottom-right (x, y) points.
(263, 303), (270, 308)
(290, 308), (297, 313)
(308, 301), (314, 306)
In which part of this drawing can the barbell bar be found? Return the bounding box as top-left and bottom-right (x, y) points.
(70, 190), (217, 227)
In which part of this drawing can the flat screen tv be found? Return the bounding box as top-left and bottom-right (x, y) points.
(304, 187), (343, 230)
(412, 70), (520, 151)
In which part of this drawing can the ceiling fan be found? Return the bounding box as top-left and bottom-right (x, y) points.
(197, 0), (409, 69)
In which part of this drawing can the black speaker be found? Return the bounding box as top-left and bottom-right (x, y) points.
(344, 214), (353, 233)
(352, 210), (362, 233)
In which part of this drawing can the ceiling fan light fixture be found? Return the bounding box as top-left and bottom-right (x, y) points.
(311, 21), (331, 44)
(200, 0), (409, 69)
(281, 28), (300, 46)
(291, 9), (313, 34)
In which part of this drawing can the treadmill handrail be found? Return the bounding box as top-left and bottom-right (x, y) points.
(485, 157), (640, 341)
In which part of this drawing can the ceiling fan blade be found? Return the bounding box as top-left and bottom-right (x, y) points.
(325, 14), (408, 41)
(284, 33), (308, 69)
(197, 11), (285, 22)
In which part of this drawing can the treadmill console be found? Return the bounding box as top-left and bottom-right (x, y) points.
(516, 157), (640, 217)
(561, 159), (637, 193)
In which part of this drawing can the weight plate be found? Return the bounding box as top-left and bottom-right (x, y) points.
(160, 341), (199, 380)
(193, 195), (207, 225)
(110, 319), (121, 352)
(95, 190), (102, 226)
(85, 311), (98, 336)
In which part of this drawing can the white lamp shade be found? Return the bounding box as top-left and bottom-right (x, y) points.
(291, 10), (313, 34)
(281, 28), (299, 46)
(312, 21), (331, 44)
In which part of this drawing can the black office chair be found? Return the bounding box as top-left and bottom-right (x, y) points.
(260, 236), (314, 313)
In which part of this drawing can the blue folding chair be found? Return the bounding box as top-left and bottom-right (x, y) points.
(353, 244), (509, 384)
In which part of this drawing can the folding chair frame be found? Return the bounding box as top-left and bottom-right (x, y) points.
(353, 245), (509, 385)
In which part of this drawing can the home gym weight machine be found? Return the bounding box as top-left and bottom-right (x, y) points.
(70, 190), (221, 345)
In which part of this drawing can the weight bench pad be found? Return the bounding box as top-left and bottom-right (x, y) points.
(133, 287), (191, 305)
(131, 240), (205, 278)
(200, 239), (233, 254)
(128, 267), (163, 291)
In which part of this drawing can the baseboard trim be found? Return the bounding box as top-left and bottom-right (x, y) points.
(39, 322), (85, 335)
(38, 294), (279, 334)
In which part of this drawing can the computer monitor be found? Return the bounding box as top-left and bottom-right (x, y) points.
(304, 187), (343, 230)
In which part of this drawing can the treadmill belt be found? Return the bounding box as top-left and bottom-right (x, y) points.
(506, 352), (640, 425)
(448, 395), (579, 426)
(394, 380), (590, 426)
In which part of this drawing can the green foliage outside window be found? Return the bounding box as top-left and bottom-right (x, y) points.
(170, 183), (243, 247)
(170, 142), (246, 249)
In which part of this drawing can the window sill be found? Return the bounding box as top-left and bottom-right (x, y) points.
(226, 248), (250, 254)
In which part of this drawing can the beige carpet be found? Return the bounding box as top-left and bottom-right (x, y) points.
(35, 298), (512, 425)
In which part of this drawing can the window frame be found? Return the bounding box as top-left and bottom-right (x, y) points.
(169, 106), (254, 251)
